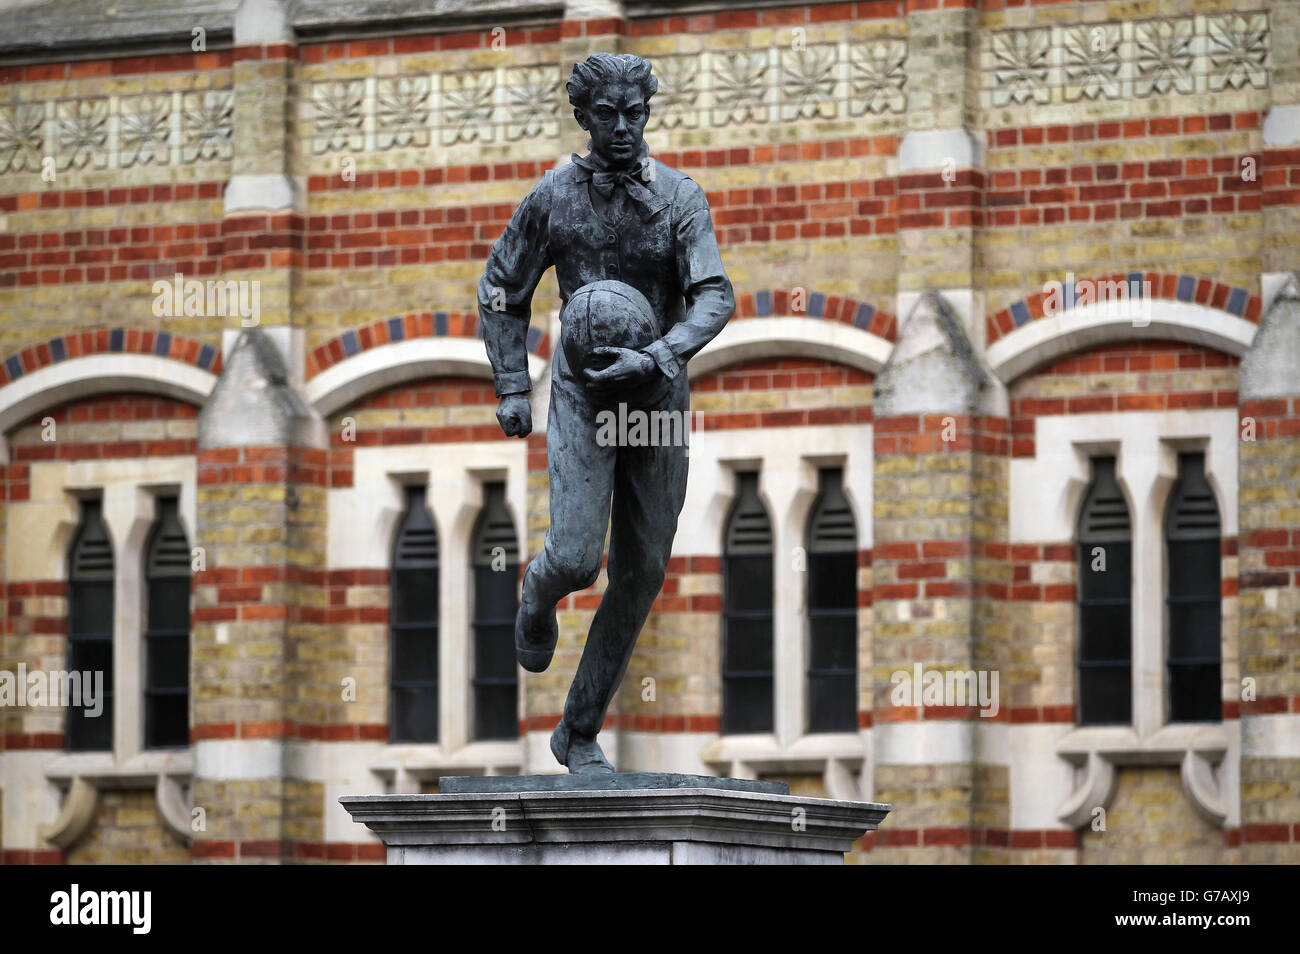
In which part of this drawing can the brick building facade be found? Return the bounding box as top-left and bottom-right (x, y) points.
(0, 0), (1297, 864)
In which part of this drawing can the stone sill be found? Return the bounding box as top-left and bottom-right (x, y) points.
(43, 749), (194, 787)
(368, 740), (524, 784)
(700, 732), (865, 769)
(699, 732), (868, 799)
(1056, 722), (1229, 762)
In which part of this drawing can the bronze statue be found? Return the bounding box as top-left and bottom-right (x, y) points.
(478, 52), (734, 774)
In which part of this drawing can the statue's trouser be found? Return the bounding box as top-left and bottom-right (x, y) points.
(522, 348), (690, 746)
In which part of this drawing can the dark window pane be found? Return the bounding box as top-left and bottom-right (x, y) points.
(474, 566), (518, 619)
(390, 686), (438, 743)
(808, 613), (856, 733)
(808, 675), (856, 733)
(1168, 602), (1221, 661)
(1169, 664), (1221, 723)
(146, 692), (189, 749)
(474, 686), (518, 741)
(722, 473), (773, 735)
(69, 638), (114, 694)
(143, 499), (190, 751)
(723, 616), (773, 672)
(147, 634), (189, 690)
(1078, 542), (1131, 601)
(147, 578), (189, 631)
(806, 471), (858, 736)
(723, 677), (773, 735)
(1079, 667), (1131, 725)
(1168, 539), (1219, 596)
(471, 485), (519, 743)
(67, 501), (115, 753)
(1078, 457), (1133, 726)
(808, 552), (856, 609)
(69, 582), (113, 638)
(724, 555), (772, 613)
(1078, 604), (1131, 662)
(390, 488), (439, 744)
(392, 627), (438, 682)
(472, 598), (517, 739)
(392, 568), (437, 622)
(722, 612), (772, 733)
(1165, 459), (1221, 725)
(809, 615), (856, 670)
(474, 623), (515, 680)
(67, 698), (113, 752)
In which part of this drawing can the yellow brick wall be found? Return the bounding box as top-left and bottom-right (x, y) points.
(1080, 766), (1226, 865)
(66, 789), (191, 865)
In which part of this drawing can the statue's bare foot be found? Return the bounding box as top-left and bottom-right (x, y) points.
(515, 597), (558, 673)
(550, 721), (614, 775)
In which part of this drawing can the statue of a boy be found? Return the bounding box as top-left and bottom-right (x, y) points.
(477, 52), (734, 774)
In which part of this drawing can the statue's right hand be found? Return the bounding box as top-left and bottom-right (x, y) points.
(497, 393), (533, 438)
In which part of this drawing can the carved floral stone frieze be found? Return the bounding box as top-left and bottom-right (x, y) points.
(984, 13), (1270, 109)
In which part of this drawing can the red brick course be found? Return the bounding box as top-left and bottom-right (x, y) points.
(691, 358), (875, 432)
(1009, 342), (1240, 456)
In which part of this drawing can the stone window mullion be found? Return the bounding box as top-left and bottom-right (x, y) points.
(101, 483), (152, 763)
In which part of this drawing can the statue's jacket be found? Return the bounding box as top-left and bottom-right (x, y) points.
(477, 153), (736, 398)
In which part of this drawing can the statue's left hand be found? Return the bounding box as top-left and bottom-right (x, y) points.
(584, 347), (657, 398)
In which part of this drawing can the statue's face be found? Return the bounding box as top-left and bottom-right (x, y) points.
(574, 80), (649, 166)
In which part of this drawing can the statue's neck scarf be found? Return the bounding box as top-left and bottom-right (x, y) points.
(570, 140), (667, 222)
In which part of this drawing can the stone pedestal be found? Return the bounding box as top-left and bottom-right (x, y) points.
(341, 774), (890, 865)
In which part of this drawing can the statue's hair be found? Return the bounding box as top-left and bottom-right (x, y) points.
(566, 52), (658, 109)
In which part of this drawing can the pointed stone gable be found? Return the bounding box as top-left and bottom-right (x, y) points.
(198, 327), (324, 449)
(1240, 272), (1300, 400)
(874, 291), (992, 418)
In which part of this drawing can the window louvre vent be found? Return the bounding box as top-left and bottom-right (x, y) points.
(394, 485), (438, 568)
(725, 472), (772, 553)
(1166, 453), (1220, 541)
(1078, 456), (1130, 541)
(70, 499), (113, 580)
(808, 468), (856, 552)
(472, 483), (518, 564)
(146, 497), (190, 578)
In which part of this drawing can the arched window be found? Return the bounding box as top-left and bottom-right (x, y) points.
(143, 496), (190, 749)
(722, 472), (774, 735)
(470, 482), (519, 741)
(806, 467), (858, 733)
(1076, 456), (1132, 726)
(1165, 452), (1222, 723)
(390, 484), (439, 743)
(67, 498), (113, 752)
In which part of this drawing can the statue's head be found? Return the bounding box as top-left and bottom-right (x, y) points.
(567, 53), (657, 168)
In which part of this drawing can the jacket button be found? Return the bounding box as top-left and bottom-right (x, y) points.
(605, 263), (618, 274)
(606, 233), (616, 245)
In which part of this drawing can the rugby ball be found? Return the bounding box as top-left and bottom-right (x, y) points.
(560, 280), (668, 406)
